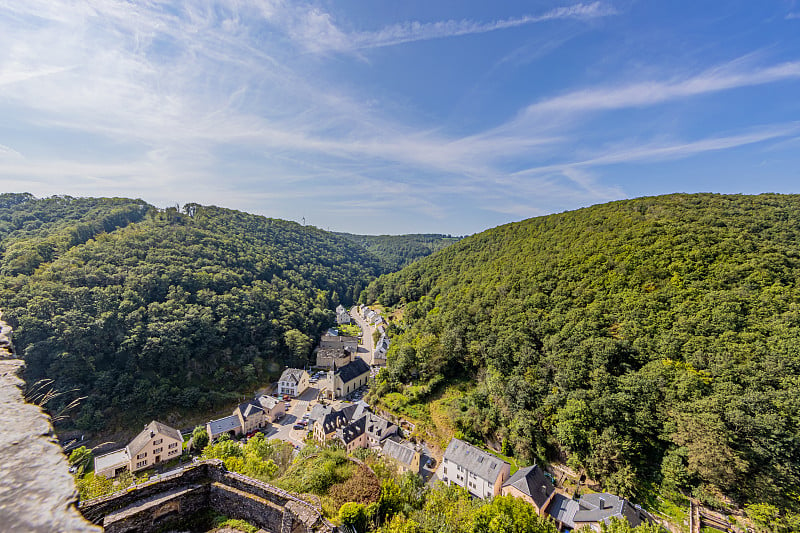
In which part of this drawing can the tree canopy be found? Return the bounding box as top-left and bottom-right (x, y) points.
(336, 232), (461, 272)
(0, 195), (383, 433)
(367, 193), (800, 513)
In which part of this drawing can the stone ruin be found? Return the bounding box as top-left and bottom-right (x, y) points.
(79, 460), (337, 533)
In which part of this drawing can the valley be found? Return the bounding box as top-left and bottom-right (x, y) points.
(1, 192), (798, 532)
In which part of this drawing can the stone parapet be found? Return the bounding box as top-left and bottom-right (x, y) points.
(80, 460), (337, 532)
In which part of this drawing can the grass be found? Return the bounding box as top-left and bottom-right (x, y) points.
(375, 380), (475, 453)
(638, 485), (689, 533)
(337, 323), (361, 337)
(481, 447), (523, 475)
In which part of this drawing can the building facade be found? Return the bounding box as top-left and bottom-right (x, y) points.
(277, 368), (310, 397)
(94, 421), (183, 478)
(437, 438), (510, 499)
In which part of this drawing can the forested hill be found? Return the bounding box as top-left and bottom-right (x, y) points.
(0, 194), (382, 433)
(335, 232), (461, 271)
(367, 193), (800, 514)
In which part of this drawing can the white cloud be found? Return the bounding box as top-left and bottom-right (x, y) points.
(510, 124), (800, 177)
(1, 1), (799, 233)
(521, 59), (800, 117)
(344, 2), (615, 51)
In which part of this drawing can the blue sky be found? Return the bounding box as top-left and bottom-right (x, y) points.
(1, 1), (800, 235)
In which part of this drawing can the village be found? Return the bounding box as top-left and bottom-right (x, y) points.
(90, 304), (656, 532)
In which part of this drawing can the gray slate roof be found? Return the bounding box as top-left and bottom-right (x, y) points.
(318, 410), (349, 434)
(382, 439), (416, 467)
(128, 421), (182, 457)
(279, 368), (306, 384)
(442, 438), (509, 484)
(547, 493), (580, 528)
(365, 413), (397, 442)
(502, 465), (554, 509)
(574, 493), (647, 527)
(338, 416), (366, 444)
(236, 400), (264, 420)
(335, 357), (370, 384)
(207, 414), (242, 437)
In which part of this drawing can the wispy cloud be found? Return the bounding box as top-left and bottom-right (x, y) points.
(343, 3), (615, 51)
(510, 124), (800, 177)
(1, 1), (800, 233)
(521, 59), (800, 116)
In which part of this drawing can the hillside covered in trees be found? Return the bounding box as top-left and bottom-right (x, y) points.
(366, 193), (800, 516)
(0, 193), (383, 432)
(336, 232), (461, 271)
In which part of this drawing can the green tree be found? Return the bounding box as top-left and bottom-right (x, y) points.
(192, 426), (209, 452)
(68, 446), (92, 474)
(339, 502), (366, 532)
(470, 495), (557, 533)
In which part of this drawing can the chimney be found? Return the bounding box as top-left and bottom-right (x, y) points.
(598, 497), (605, 509)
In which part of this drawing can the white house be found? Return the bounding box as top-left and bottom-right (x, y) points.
(437, 438), (510, 499)
(277, 368), (310, 397)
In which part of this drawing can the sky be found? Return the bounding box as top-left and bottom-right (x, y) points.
(1, 1), (800, 235)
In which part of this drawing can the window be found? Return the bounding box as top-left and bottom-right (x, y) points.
(168, 449), (178, 455)
(443, 467), (447, 474)
(168, 442), (178, 449)
(137, 452), (147, 459)
(153, 438), (163, 445)
(136, 460), (147, 468)
(153, 447), (163, 454)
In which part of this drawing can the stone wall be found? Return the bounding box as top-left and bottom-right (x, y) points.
(79, 460), (337, 532)
(0, 312), (101, 533)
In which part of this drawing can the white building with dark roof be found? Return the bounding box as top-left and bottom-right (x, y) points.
(336, 305), (351, 324)
(437, 438), (511, 499)
(277, 368), (310, 397)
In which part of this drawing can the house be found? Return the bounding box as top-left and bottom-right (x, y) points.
(312, 400), (378, 446)
(257, 395), (286, 422)
(382, 438), (422, 475)
(328, 357), (370, 399)
(547, 492), (652, 532)
(314, 409), (351, 442)
(364, 413), (398, 447)
(437, 438), (511, 499)
(207, 414), (243, 442)
(337, 416), (367, 452)
(336, 305), (351, 325)
(234, 400), (267, 434)
(573, 493), (651, 531)
(94, 421), (183, 478)
(319, 335), (358, 352)
(374, 335), (390, 364)
(501, 465), (555, 515)
(547, 493), (581, 531)
(328, 411), (397, 451)
(277, 368), (310, 397)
